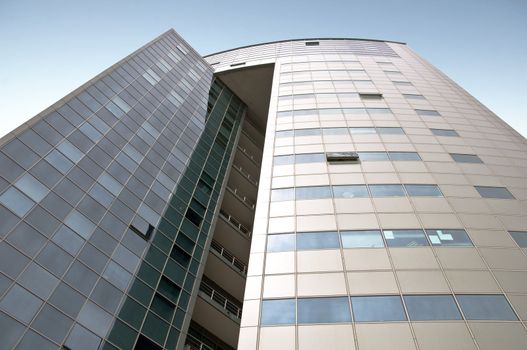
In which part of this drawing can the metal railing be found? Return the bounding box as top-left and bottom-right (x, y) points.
(237, 145), (261, 166)
(184, 334), (214, 350)
(232, 163), (258, 186)
(226, 185), (255, 209)
(219, 210), (252, 237)
(210, 239), (248, 275)
(199, 280), (242, 320)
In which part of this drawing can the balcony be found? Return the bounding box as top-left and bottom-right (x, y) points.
(210, 239), (248, 276)
(199, 279), (242, 321)
(219, 209), (251, 238)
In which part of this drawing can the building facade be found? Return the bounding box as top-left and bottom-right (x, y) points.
(0, 29), (527, 350)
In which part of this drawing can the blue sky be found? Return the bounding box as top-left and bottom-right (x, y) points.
(1, 0), (526, 137)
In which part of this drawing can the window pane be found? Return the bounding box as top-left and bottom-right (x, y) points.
(350, 127), (375, 134)
(267, 234), (295, 252)
(295, 128), (321, 137)
(261, 299), (295, 325)
(298, 297), (351, 323)
(274, 155), (294, 166)
(358, 152), (389, 161)
(295, 186), (332, 200)
(276, 130), (294, 138)
(295, 153), (326, 164)
(475, 186), (515, 199)
(322, 128), (348, 135)
(0, 187), (35, 217)
(426, 229), (472, 246)
(341, 230), (384, 248)
(384, 230), (428, 247)
(450, 153), (483, 164)
(388, 152), (421, 161)
(403, 94), (426, 100)
(415, 109), (441, 116)
(377, 127), (404, 134)
(431, 129), (459, 137)
(332, 185), (369, 198)
(404, 184), (442, 197)
(352, 296), (406, 322)
(509, 231), (527, 247)
(457, 295), (517, 320)
(404, 295), (461, 320)
(297, 231), (339, 250)
(271, 188), (294, 202)
(369, 184), (405, 197)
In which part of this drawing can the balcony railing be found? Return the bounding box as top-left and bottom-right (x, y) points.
(226, 185), (255, 209)
(237, 145), (261, 166)
(199, 280), (242, 320)
(210, 239), (248, 275)
(184, 334), (214, 350)
(232, 163), (258, 186)
(219, 209), (251, 238)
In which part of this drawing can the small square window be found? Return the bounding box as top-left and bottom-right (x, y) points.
(431, 128), (459, 137)
(415, 109), (441, 117)
(326, 152), (360, 163)
(296, 231), (340, 250)
(359, 93), (383, 100)
(426, 229), (473, 246)
(261, 299), (295, 325)
(352, 295), (406, 322)
(298, 297), (351, 323)
(450, 153), (483, 164)
(267, 233), (295, 252)
(384, 229), (428, 247)
(341, 230), (384, 248)
(475, 186), (514, 199)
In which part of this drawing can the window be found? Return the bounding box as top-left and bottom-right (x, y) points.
(404, 184), (442, 197)
(295, 153), (326, 164)
(350, 127), (376, 134)
(326, 152), (360, 162)
(170, 245), (191, 267)
(384, 229), (428, 247)
(415, 109), (441, 116)
(341, 230), (384, 248)
(475, 186), (515, 199)
(275, 130), (294, 138)
(456, 295), (517, 320)
(404, 295), (461, 320)
(403, 94), (426, 100)
(426, 229), (473, 246)
(298, 297), (351, 323)
(431, 128), (459, 137)
(358, 152), (389, 161)
(322, 128), (349, 136)
(296, 128), (321, 137)
(393, 81), (413, 86)
(359, 93), (383, 100)
(267, 234), (295, 252)
(332, 185), (369, 198)
(388, 152), (421, 161)
(450, 153), (483, 164)
(271, 188), (294, 202)
(377, 127), (405, 135)
(185, 199), (206, 227)
(352, 296), (406, 322)
(157, 277), (181, 304)
(230, 62), (246, 67)
(509, 231), (527, 247)
(369, 184), (405, 197)
(261, 299), (295, 325)
(305, 41), (319, 46)
(295, 186), (332, 200)
(297, 231), (340, 250)
(274, 155), (295, 166)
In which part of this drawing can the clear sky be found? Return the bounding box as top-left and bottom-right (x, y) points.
(1, 0), (526, 138)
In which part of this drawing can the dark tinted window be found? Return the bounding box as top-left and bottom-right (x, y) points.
(298, 297), (351, 323)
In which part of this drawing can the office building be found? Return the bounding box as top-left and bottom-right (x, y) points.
(0, 29), (526, 350)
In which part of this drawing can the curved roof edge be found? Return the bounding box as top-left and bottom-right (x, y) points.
(203, 37), (406, 58)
